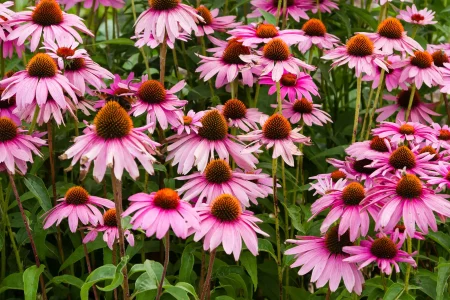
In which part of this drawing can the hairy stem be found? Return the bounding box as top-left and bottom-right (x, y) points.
(200, 249), (216, 300)
(156, 232), (170, 300)
(352, 76), (362, 143)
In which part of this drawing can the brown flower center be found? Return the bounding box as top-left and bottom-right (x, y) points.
(324, 226), (353, 255)
(377, 18), (404, 39)
(94, 102), (133, 139)
(197, 5), (213, 25)
(262, 114), (292, 140)
(352, 158), (376, 175)
(397, 89), (421, 109)
(0, 117), (17, 142)
(56, 47), (75, 59)
(222, 39), (251, 65)
(399, 124), (415, 135)
(411, 14), (425, 22)
(205, 159), (232, 184)
(149, 0), (179, 10)
(342, 182), (365, 206)
(439, 129), (450, 141)
(211, 194), (242, 222)
(410, 51), (433, 69)
(389, 146), (416, 170)
(137, 80), (167, 104)
(31, 0), (63, 26)
(396, 174), (422, 199)
(65, 58), (86, 71)
(103, 209), (117, 227)
(302, 18), (327, 37)
(65, 186), (89, 205)
(346, 34), (374, 57)
(419, 146), (438, 161)
(5, 70), (15, 78)
(370, 237), (398, 259)
(394, 225), (406, 233)
(222, 99), (247, 120)
(432, 51), (449, 68)
(272, 0), (294, 7)
(370, 137), (389, 152)
(0, 89), (15, 109)
(446, 171), (450, 182)
(198, 110), (228, 141)
(183, 116), (192, 125)
(256, 23), (279, 38)
(114, 87), (130, 96)
(280, 73), (297, 86)
(331, 170), (346, 182)
(153, 188), (180, 209)
(27, 53), (57, 78)
(293, 98), (313, 114)
(263, 38), (290, 61)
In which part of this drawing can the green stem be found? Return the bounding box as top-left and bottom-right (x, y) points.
(281, 162), (288, 236)
(29, 106), (40, 134)
(253, 83), (260, 108)
(381, 273), (387, 292)
(404, 237), (413, 294)
(352, 76), (362, 143)
(160, 35), (168, 84)
(155, 232), (170, 300)
(200, 36), (215, 98)
(365, 69), (385, 140)
(404, 84), (416, 122)
(359, 87), (374, 141)
(130, 0), (151, 76)
(200, 249), (216, 300)
(276, 82), (282, 112)
(281, 0), (288, 29)
(316, 0), (322, 21)
(411, 26), (418, 39)
(272, 157), (283, 300)
(172, 45), (181, 81)
(275, 0), (283, 25)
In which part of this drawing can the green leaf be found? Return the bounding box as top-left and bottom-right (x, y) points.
(258, 239), (277, 261)
(345, 5), (378, 30)
(240, 251), (258, 291)
(215, 297), (235, 300)
(23, 175), (52, 212)
(80, 265), (116, 300)
(428, 232), (450, 252)
(436, 259), (450, 300)
(163, 286), (189, 300)
(383, 283), (404, 300)
(174, 282), (198, 299)
(0, 272), (24, 294)
(23, 265), (45, 300)
(97, 256), (128, 292)
(59, 236), (106, 272)
(133, 272), (157, 296)
(50, 275), (84, 289)
(179, 244), (196, 283)
(286, 205), (305, 234)
(258, 9), (276, 25)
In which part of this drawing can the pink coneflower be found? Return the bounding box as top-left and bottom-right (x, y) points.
(367, 144), (435, 177)
(7, 0), (92, 52)
(125, 77), (187, 133)
(359, 18), (422, 55)
(247, 0), (310, 21)
(439, 62), (450, 94)
(277, 98), (332, 126)
(322, 34), (387, 77)
(377, 88), (440, 123)
(134, 0), (202, 45)
(423, 162), (450, 191)
(241, 38), (315, 81)
(239, 114), (311, 166)
(285, 226), (364, 295)
(60, 102), (160, 182)
(0, 53), (79, 111)
(259, 72), (319, 102)
(133, 31), (190, 49)
(429, 123), (450, 150)
(15, 96), (75, 127)
(0, 2), (25, 59)
(196, 5), (240, 37)
(194, 194), (268, 260)
(362, 55), (406, 92)
(393, 51), (443, 88)
(94, 73), (139, 109)
(0, 117), (46, 174)
(343, 233), (416, 275)
(167, 110), (258, 174)
(297, 18), (340, 54)
(311, 0), (339, 14)
(122, 188), (199, 239)
(71, 96), (96, 116)
(379, 225), (425, 241)
(309, 176), (347, 196)
(172, 109), (204, 135)
(327, 157), (377, 186)
(345, 137), (390, 161)
(59, 0), (125, 10)
(217, 98), (264, 132)
(0, 87), (19, 125)
(83, 208), (134, 250)
(397, 4), (436, 26)
(196, 38), (257, 88)
(0, 2), (13, 22)
(43, 39), (114, 95)
(372, 121), (437, 145)
(43, 186), (114, 232)
(228, 23), (304, 46)
(176, 159), (272, 207)
(310, 181), (378, 241)
(363, 173), (450, 237)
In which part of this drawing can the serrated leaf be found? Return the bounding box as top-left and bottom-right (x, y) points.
(80, 265), (116, 300)
(258, 239), (277, 261)
(23, 175), (52, 212)
(240, 251), (258, 291)
(179, 243), (196, 283)
(383, 283), (404, 300)
(23, 265), (45, 300)
(436, 259), (450, 300)
(286, 205), (305, 234)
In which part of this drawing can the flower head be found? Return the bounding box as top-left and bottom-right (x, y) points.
(217, 98), (265, 132)
(122, 188), (200, 239)
(83, 208), (134, 250)
(343, 233), (416, 275)
(7, 0), (93, 51)
(397, 4), (436, 26)
(195, 5), (240, 37)
(372, 121), (437, 145)
(60, 102), (160, 182)
(247, 0), (311, 22)
(43, 186), (114, 232)
(239, 114), (311, 166)
(362, 55), (406, 91)
(194, 194), (268, 260)
(259, 72), (319, 102)
(311, 0), (339, 14)
(172, 109), (204, 135)
(277, 98), (332, 126)
(95, 73), (139, 109)
(345, 137), (390, 161)
(285, 226), (364, 295)
(308, 175), (347, 196)
(297, 18), (340, 54)
(423, 162), (450, 192)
